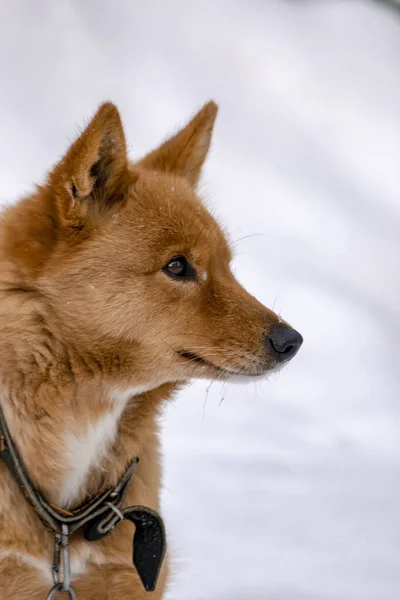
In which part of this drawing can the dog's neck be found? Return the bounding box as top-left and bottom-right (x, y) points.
(2, 373), (178, 509)
(0, 300), (179, 509)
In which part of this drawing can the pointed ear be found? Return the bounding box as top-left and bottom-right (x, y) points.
(49, 102), (127, 230)
(139, 101), (218, 188)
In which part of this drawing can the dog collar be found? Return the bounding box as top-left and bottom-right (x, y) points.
(0, 406), (166, 598)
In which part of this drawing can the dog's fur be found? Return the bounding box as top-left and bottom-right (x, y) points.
(0, 102), (300, 599)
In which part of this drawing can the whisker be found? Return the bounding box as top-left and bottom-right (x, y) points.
(217, 380), (229, 410)
(202, 375), (220, 421)
(272, 291), (280, 312)
(231, 232), (276, 246)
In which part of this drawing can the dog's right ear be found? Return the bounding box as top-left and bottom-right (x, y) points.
(49, 102), (128, 231)
(138, 101), (218, 188)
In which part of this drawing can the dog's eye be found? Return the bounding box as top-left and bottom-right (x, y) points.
(163, 256), (196, 281)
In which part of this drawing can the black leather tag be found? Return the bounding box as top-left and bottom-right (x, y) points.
(123, 506), (166, 592)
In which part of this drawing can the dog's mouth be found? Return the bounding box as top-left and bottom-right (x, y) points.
(177, 349), (220, 370)
(176, 349), (266, 378)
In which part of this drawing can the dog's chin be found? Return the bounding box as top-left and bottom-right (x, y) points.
(176, 349), (280, 384)
(206, 363), (283, 385)
(218, 368), (278, 384)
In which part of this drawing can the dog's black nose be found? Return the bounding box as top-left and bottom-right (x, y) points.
(267, 324), (303, 362)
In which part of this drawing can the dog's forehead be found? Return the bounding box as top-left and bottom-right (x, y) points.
(123, 172), (229, 253)
(132, 171), (201, 213)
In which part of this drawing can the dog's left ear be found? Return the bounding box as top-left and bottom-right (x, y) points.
(49, 102), (128, 231)
(139, 101), (218, 188)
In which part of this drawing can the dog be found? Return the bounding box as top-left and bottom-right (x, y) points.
(0, 101), (302, 599)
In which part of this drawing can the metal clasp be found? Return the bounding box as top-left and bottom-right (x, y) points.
(46, 584), (77, 600)
(46, 524), (77, 599)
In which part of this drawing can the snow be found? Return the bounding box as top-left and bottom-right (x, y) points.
(1, 1), (399, 598)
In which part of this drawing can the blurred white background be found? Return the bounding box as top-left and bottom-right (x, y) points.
(1, 1), (399, 599)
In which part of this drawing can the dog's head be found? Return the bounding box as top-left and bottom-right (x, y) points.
(36, 102), (302, 386)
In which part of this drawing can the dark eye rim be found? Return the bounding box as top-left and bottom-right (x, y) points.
(162, 255), (197, 281)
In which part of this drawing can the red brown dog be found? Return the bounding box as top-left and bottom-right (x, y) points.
(0, 102), (302, 599)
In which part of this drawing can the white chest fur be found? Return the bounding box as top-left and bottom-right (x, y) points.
(58, 384), (152, 508)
